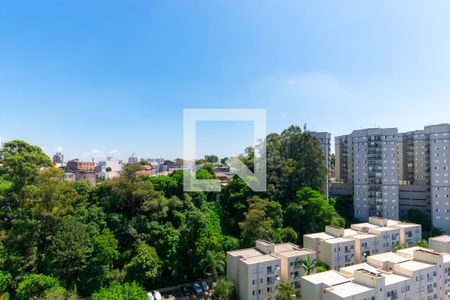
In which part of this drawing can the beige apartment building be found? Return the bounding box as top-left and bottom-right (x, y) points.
(429, 235), (450, 253)
(302, 244), (450, 300)
(226, 240), (315, 300)
(333, 124), (450, 234)
(304, 218), (421, 271)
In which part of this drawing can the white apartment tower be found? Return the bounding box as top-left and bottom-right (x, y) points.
(398, 124), (450, 233)
(352, 128), (399, 220)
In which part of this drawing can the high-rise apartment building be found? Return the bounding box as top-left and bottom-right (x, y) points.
(335, 128), (399, 220)
(398, 124), (450, 232)
(312, 131), (332, 196)
(334, 124), (450, 233)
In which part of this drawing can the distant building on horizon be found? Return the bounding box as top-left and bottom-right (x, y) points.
(128, 153), (139, 164)
(52, 152), (64, 164)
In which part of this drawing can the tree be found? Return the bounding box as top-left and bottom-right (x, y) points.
(0, 140), (53, 190)
(239, 196), (274, 247)
(78, 229), (119, 296)
(285, 187), (343, 237)
(297, 256), (316, 275)
(199, 250), (225, 281)
(207, 155), (219, 163)
(15, 274), (62, 300)
(211, 278), (235, 300)
(91, 282), (147, 300)
(124, 243), (161, 288)
(316, 262), (329, 273)
(0, 271), (12, 298)
(121, 163), (143, 180)
(46, 219), (93, 288)
(275, 283), (296, 300)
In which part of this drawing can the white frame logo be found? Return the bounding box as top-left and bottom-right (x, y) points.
(183, 108), (267, 192)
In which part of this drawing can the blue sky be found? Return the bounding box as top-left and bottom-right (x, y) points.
(1, 1), (450, 160)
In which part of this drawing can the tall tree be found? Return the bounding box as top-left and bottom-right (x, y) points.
(0, 140), (53, 190)
(124, 243), (161, 288)
(239, 196), (274, 247)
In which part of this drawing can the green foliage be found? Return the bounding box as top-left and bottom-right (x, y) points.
(285, 187), (343, 238)
(275, 283), (296, 300)
(316, 262), (329, 273)
(0, 140), (53, 190)
(239, 196), (274, 247)
(0, 126), (335, 298)
(15, 274), (62, 300)
(0, 271), (12, 294)
(297, 256), (316, 275)
(199, 250), (225, 281)
(47, 219), (93, 288)
(211, 278), (235, 300)
(124, 243), (161, 288)
(91, 282), (147, 300)
(206, 155), (219, 163)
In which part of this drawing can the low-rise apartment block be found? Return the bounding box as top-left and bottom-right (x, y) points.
(429, 235), (450, 253)
(302, 244), (450, 300)
(304, 217), (421, 271)
(227, 240), (315, 300)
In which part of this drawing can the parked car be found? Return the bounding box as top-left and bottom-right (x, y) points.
(192, 282), (203, 295)
(147, 292), (155, 300)
(180, 286), (191, 296)
(152, 290), (162, 300)
(199, 280), (209, 292)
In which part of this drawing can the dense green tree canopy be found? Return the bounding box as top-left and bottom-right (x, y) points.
(0, 125), (341, 298)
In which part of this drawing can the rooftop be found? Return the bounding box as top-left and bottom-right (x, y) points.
(325, 281), (373, 298)
(339, 263), (378, 277)
(368, 252), (410, 264)
(240, 254), (279, 265)
(304, 232), (335, 240)
(325, 237), (355, 244)
(429, 235), (450, 243)
(228, 248), (263, 258)
(395, 260), (434, 272)
(383, 273), (410, 286)
(396, 246), (429, 258)
(275, 249), (315, 259)
(302, 270), (349, 286)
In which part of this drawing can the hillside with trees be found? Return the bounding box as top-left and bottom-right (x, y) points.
(0, 126), (343, 299)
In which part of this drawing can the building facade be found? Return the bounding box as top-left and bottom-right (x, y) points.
(227, 240), (315, 300)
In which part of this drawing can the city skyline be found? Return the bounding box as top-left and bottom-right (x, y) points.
(1, 1), (450, 160)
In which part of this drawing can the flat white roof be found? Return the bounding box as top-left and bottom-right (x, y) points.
(302, 270), (349, 286)
(384, 273), (410, 286)
(368, 252), (410, 264)
(339, 263), (378, 277)
(348, 233), (378, 240)
(240, 254), (279, 265)
(326, 237), (355, 244)
(275, 249), (315, 259)
(430, 235), (450, 243)
(353, 222), (380, 229)
(304, 232), (334, 240)
(392, 223), (420, 229)
(228, 248), (262, 258)
(396, 246), (428, 258)
(396, 260), (434, 272)
(325, 281), (373, 298)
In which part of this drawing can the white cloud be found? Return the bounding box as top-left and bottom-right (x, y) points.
(54, 146), (63, 152)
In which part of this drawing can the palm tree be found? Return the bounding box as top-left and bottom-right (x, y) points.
(297, 256), (317, 275)
(199, 250), (225, 281)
